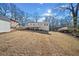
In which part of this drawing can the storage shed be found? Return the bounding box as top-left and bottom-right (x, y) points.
(0, 16), (10, 33)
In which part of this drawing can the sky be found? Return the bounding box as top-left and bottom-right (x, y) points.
(15, 3), (67, 15)
(14, 3), (70, 22)
(15, 3), (58, 14)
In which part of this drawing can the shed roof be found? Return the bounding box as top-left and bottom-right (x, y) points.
(10, 18), (20, 24)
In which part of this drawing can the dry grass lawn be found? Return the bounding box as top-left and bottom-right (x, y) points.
(0, 30), (79, 56)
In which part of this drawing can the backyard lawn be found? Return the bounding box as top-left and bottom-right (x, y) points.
(0, 30), (79, 56)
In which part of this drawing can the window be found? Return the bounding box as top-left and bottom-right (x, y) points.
(44, 24), (48, 26)
(33, 24), (34, 25)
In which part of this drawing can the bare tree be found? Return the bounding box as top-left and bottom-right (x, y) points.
(33, 12), (39, 22)
(60, 3), (79, 32)
(10, 3), (17, 19)
(0, 3), (9, 16)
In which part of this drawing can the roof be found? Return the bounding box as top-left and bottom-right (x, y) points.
(10, 19), (19, 24)
(28, 22), (49, 24)
(0, 16), (10, 22)
(10, 19), (17, 22)
(58, 27), (68, 31)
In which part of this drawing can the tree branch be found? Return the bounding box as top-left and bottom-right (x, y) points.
(75, 3), (79, 16)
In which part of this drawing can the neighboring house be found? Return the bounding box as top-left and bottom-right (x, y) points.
(0, 16), (10, 33)
(58, 27), (69, 33)
(10, 19), (19, 28)
(26, 22), (49, 31)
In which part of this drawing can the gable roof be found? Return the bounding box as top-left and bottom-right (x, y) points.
(10, 19), (19, 24)
(58, 27), (68, 31)
(0, 16), (10, 22)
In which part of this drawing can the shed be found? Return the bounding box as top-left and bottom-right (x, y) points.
(0, 16), (10, 33)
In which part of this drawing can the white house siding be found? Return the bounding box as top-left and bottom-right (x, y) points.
(27, 22), (49, 31)
(0, 20), (10, 32)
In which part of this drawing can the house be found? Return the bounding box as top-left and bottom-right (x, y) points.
(26, 22), (49, 31)
(0, 16), (10, 33)
(58, 27), (69, 33)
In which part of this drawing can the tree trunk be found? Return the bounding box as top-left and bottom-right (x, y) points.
(73, 16), (77, 33)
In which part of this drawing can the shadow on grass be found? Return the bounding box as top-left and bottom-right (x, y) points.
(58, 31), (79, 40)
(18, 29), (50, 35)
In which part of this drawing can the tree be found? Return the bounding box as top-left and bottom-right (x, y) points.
(60, 3), (79, 32)
(10, 3), (25, 23)
(33, 12), (39, 22)
(0, 3), (9, 16)
(10, 3), (17, 19)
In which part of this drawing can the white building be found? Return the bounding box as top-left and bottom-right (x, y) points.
(0, 16), (10, 33)
(26, 22), (49, 31)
